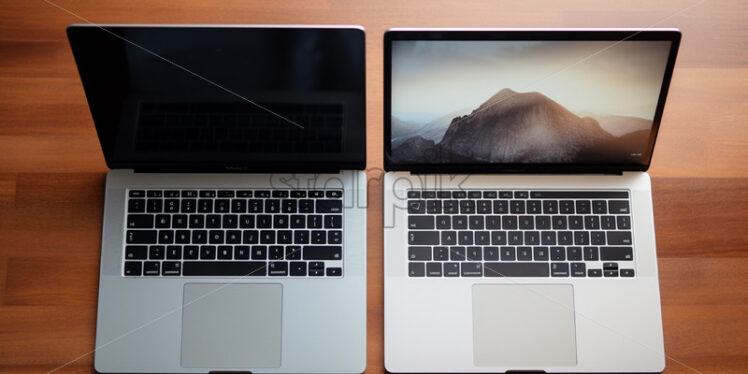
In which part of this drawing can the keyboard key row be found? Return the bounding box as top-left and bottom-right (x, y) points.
(124, 260), (341, 277)
(127, 214), (342, 229)
(409, 215), (630, 230)
(126, 229), (342, 245)
(128, 198), (342, 214)
(406, 190), (628, 200)
(126, 245), (342, 260)
(407, 199), (629, 215)
(407, 261), (634, 277)
(408, 230), (632, 246)
(130, 189), (342, 199)
(407, 246), (632, 262)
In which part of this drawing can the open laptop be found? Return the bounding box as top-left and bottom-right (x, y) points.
(383, 29), (680, 373)
(68, 25), (367, 373)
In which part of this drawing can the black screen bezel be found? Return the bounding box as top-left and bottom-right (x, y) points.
(67, 25), (367, 173)
(383, 29), (681, 174)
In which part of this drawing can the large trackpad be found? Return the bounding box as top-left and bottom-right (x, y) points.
(181, 283), (282, 368)
(472, 284), (576, 367)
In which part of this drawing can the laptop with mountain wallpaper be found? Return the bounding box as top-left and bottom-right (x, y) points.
(384, 29), (680, 373)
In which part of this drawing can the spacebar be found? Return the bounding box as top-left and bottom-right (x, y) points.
(483, 262), (549, 277)
(183, 261), (267, 276)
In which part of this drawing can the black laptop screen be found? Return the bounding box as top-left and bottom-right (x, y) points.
(384, 31), (680, 173)
(68, 26), (366, 171)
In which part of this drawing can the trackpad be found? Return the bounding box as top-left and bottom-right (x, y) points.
(181, 283), (282, 368)
(472, 284), (576, 367)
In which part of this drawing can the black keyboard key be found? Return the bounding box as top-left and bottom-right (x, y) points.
(208, 230), (224, 244)
(491, 231), (507, 245)
(272, 190), (288, 198)
(501, 246), (516, 261)
(407, 191), (420, 199)
(458, 231), (473, 245)
(592, 200), (607, 214)
(591, 231), (606, 245)
(609, 200), (630, 214)
(483, 246), (499, 261)
(269, 262), (288, 276)
(449, 246), (466, 261)
(125, 245), (147, 260)
(252, 246), (267, 259)
(247, 199), (263, 213)
(459, 200), (475, 214)
(217, 246), (233, 259)
(467, 246), (482, 261)
(326, 190), (342, 198)
(265, 200), (280, 213)
(617, 216), (631, 229)
(584, 216), (600, 230)
(255, 215), (271, 228)
(604, 269), (619, 277)
(162, 261), (181, 276)
(183, 261), (266, 276)
(559, 200), (574, 214)
(164, 199), (179, 213)
(290, 261), (306, 276)
(524, 231), (539, 246)
(205, 215), (220, 228)
(552, 216), (567, 230)
(542, 200), (558, 214)
(567, 246), (582, 261)
(444, 262), (460, 277)
(452, 191), (466, 199)
(517, 246), (532, 261)
(469, 216), (485, 230)
(172, 215), (187, 228)
(273, 215), (289, 228)
(238, 215), (254, 229)
(290, 215), (305, 229)
(575, 200), (591, 214)
(128, 199), (145, 213)
(408, 247), (431, 261)
(423, 191), (436, 198)
(426, 263), (442, 277)
(604, 262), (618, 270)
(526, 200), (541, 214)
(477, 200), (492, 214)
(200, 245), (216, 259)
(499, 191), (513, 199)
(475, 231), (490, 245)
(307, 191), (322, 198)
(218, 190), (235, 198)
(129, 190), (145, 198)
(275, 230), (292, 244)
(282, 200), (297, 213)
(535, 216), (551, 230)
(452, 216), (467, 230)
(181, 199), (196, 213)
(486, 216), (501, 229)
(311, 230), (326, 244)
(434, 216), (450, 230)
(568, 216), (583, 230)
(426, 200), (442, 214)
(238, 190), (253, 198)
(606, 232), (632, 245)
(571, 262), (586, 277)
(441, 231), (456, 245)
(184, 245), (199, 259)
(409, 231), (439, 245)
(317, 199), (342, 213)
(256, 191), (271, 198)
(518, 216), (534, 229)
(502, 216), (517, 230)
(260, 231), (276, 244)
(558, 231), (573, 245)
(285, 245), (302, 260)
(303, 245), (342, 260)
(574, 231), (590, 245)
(289, 190), (305, 198)
(437, 191), (451, 199)
(461, 262), (482, 277)
(326, 267), (342, 277)
(601, 246), (633, 260)
(181, 190), (198, 198)
(443, 200), (458, 214)
(126, 230), (157, 244)
(493, 200), (508, 214)
(199, 190), (216, 198)
(541, 231), (556, 245)
(191, 230), (207, 244)
(175, 230), (190, 244)
(584, 246), (599, 261)
(551, 262), (569, 277)
(124, 261), (142, 276)
(467, 191), (481, 199)
(434, 246), (449, 261)
(507, 231), (522, 245)
(601, 216), (616, 230)
(533, 246), (549, 261)
(234, 246), (250, 260)
(166, 245), (182, 260)
(327, 230), (342, 244)
(146, 199), (162, 213)
(484, 262), (549, 277)
(514, 191), (529, 199)
(620, 269), (635, 277)
(551, 246), (565, 261)
(143, 261), (160, 276)
(409, 262), (425, 277)
(483, 191), (497, 198)
(409, 216), (434, 230)
(127, 214), (153, 229)
(231, 199), (246, 213)
(510, 200), (525, 214)
(189, 215), (205, 229)
(588, 269), (603, 277)
(294, 230), (309, 244)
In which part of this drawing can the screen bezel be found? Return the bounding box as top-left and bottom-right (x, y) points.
(67, 25), (367, 173)
(383, 29), (681, 173)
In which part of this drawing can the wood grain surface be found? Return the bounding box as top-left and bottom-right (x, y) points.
(1, 1), (746, 373)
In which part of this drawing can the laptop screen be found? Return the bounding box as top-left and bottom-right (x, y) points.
(68, 26), (366, 171)
(385, 30), (680, 172)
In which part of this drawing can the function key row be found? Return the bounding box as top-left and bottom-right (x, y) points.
(129, 189), (343, 199)
(406, 190), (628, 199)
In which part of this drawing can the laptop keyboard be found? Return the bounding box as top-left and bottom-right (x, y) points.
(124, 189), (344, 277)
(406, 190), (635, 278)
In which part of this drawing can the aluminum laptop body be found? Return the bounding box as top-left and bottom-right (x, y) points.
(383, 29), (680, 373)
(68, 25), (367, 373)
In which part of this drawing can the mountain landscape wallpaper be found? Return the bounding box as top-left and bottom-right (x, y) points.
(390, 40), (672, 164)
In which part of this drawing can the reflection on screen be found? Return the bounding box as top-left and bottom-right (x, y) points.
(390, 40), (672, 165)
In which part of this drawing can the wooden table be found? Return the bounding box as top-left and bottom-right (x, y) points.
(1, 1), (746, 373)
